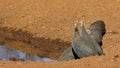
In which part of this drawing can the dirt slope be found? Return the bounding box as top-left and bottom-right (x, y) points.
(0, 0), (120, 68)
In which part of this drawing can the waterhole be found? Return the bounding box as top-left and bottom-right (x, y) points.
(0, 27), (70, 62)
(0, 45), (57, 62)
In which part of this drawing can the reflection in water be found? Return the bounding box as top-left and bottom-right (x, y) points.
(0, 46), (57, 62)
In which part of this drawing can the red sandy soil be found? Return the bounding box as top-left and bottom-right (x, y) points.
(0, 0), (120, 68)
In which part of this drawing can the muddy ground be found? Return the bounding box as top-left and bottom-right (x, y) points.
(0, 0), (120, 68)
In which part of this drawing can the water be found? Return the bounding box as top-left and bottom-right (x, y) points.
(0, 45), (57, 62)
